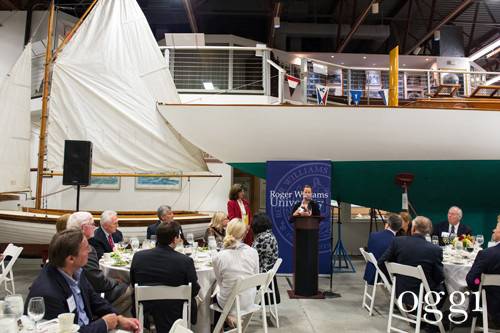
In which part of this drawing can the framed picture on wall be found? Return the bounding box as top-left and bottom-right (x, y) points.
(135, 171), (182, 190)
(84, 176), (120, 190)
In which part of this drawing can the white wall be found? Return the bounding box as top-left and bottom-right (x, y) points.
(180, 94), (279, 104)
(0, 11), (26, 85)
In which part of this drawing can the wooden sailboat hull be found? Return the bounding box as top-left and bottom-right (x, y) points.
(0, 210), (211, 256)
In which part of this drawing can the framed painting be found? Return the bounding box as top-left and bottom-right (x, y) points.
(135, 172), (182, 191)
(85, 176), (120, 190)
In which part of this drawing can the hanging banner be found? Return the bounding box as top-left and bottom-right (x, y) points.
(378, 89), (389, 105)
(316, 84), (329, 105)
(350, 90), (362, 105)
(266, 161), (332, 274)
(286, 74), (300, 96)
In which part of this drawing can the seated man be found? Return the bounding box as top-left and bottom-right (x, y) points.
(378, 216), (445, 308)
(466, 220), (500, 328)
(363, 214), (402, 285)
(147, 205), (187, 245)
(131, 221), (200, 333)
(67, 212), (132, 315)
(89, 210), (123, 259)
(26, 229), (139, 333)
(433, 206), (472, 245)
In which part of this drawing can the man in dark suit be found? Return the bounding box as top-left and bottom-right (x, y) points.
(67, 211), (132, 315)
(466, 221), (500, 328)
(131, 221), (200, 333)
(89, 210), (123, 259)
(146, 205), (173, 240)
(26, 229), (139, 333)
(379, 216), (445, 308)
(433, 206), (472, 245)
(363, 214), (402, 285)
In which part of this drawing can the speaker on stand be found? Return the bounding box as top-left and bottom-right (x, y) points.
(63, 140), (93, 211)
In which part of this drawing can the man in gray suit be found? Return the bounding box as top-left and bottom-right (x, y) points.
(67, 212), (132, 315)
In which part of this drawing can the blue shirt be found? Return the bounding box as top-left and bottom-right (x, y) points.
(58, 268), (90, 326)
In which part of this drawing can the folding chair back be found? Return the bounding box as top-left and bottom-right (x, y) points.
(386, 262), (445, 333)
(0, 243), (23, 295)
(359, 248), (391, 316)
(134, 283), (192, 329)
(212, 273), (269, 333)
(264, 258), (282, 327)
(470, 273), (500, 333)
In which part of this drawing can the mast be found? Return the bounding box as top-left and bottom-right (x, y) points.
(35, 0), (55, 209)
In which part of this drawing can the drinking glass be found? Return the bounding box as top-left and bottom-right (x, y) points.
(186, 233), (194, 246)
(455, 241), (463, 252)
(431, 235), (439, 246)
(425, 235), (431, 242)
(130, 238), (140, 252)
(121, 237), (130, 250)
(4, 294), (24, 320)
(150, 235), (157, 247)
(442, 237), (449, 246)
(28, 297), (45, 332)
(476, 235), (484, 247)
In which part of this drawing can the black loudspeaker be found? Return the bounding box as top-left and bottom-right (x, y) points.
(63, 140), (93, 186)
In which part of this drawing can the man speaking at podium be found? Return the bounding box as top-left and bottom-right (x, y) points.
(290, 185), (321, 220)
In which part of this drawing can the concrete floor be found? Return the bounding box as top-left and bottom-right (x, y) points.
(2, 259), (471, 333)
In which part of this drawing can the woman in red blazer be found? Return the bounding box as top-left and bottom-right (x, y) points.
(227, 184), (253, 245)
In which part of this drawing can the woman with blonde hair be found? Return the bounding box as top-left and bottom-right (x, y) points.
(212, 219), (259, 324)
(204, 211), (229, 245)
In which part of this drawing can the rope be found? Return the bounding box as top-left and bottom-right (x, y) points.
(195, 176), (222, 211)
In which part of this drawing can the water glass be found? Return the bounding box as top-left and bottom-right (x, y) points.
(0, 315), (17, 333)
(476, 235), (484, 247)
(455, 241), (463, 252)
(150, 235), (157, 247)
(425, 235), (431, 242)
(186, 233), (194, 246)
(431, 235), (439, 246)
(192, 243), (198, 260)
(121, 238), (130, 249)
(28, 297), (45, 332)
(130, 238), (140, 252)
(4, 294), (24, 319)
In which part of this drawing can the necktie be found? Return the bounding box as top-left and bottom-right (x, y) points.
(450, 225), (456, 235)
(107, 234), (114, 249)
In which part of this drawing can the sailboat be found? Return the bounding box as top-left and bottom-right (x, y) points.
(0, 0), (217, 254)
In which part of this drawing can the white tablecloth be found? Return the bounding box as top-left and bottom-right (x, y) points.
(100, 255), (216, 333)
(443, 252), (474, 314)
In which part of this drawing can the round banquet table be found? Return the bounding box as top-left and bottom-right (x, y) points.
(100, 253), (216, 333)
(442, 250), (476, 314)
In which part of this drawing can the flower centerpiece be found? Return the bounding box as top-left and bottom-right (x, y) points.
(452, 234), (474, 249)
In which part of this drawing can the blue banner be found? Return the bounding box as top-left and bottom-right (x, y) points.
(266, 161), (332, 274)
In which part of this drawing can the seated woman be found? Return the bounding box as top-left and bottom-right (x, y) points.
(212, 219), (259, 323)
(252, 213), (280, 304)
(397, 211), (412, 236)
(204, 211), (229, 246)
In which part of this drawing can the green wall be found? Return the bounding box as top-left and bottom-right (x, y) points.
(231, 160), (500, 239)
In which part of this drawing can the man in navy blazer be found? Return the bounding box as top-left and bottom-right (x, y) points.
(26, 229), (139, 333)
(466, 221), (500, 328)
(433, 206), (472, 245)
(89, 210), (123, 259)
(363, 214), (402, 285)
(379, 216), (445, 308)
(147, 205), (187, 245)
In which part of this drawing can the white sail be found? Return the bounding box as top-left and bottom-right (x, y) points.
(0, 44), (32, 193)
(47, 0), (207, 173)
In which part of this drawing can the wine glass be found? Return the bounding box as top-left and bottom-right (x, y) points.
(150, 235), (157, 247)
(28, 297), (45, 332)
(5, 294), (24, 320)
(431, 235), (439, 246)
(186, 233), (194, 246)
(130, 238), (140, 252)
(425, 235), (431, 242)
(121, 237), (130, 250)
(476, 235), (484, 248)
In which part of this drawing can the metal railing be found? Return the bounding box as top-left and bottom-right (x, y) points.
(161, 46), (273, 95)
(302, 57), (500, 105)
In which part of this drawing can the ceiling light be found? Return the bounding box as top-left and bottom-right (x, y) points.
(363, 56), (367, 59)
(434, 30), (440, 41)
(469, 39), (500, 61)
(331, 55), (335, 58)
(372, 2), (379, 14)
(273, 16), (280, 29)
(402, 64), (406, 67)
(341, 62), (345, 65)
(425, 58), (429, 61)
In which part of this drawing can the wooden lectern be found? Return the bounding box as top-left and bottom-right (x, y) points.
(288, 215), (325, 298)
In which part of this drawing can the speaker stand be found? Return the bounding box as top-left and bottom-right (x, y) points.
(76, 184), (81, 211)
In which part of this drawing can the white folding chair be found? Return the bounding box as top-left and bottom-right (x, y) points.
(359, 248), (392, 316)
(134, 283), (192, 330)
(263, 258), (282, 327)
(0, 243), (23, 295)
(470, 273), (500, 333)
(210, 273), (269, 333)
(386, 262), (445, 333)
(169, 318), (194, 333)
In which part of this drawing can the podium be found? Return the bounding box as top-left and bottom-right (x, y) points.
(289, 215), (325, 298)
